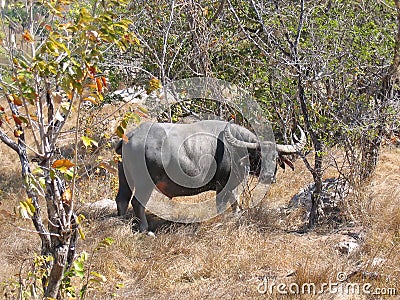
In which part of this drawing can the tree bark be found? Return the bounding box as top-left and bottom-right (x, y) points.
(297, 76), (323, 229)
(44, 243), (71, 298)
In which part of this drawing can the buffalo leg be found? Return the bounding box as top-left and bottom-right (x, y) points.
(116, 162), (132, 216)
(131, 188), (152, 232)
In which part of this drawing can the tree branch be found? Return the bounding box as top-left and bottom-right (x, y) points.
(0, 129), (19, 153)
(207, 0), (225, 27)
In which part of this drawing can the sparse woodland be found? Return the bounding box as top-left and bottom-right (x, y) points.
(0, 0), (399, 299)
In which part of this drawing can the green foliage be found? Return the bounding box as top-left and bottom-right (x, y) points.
(81, 136), (98, 148)
(1, 254), (52, 299)
(16, 198), (36, 219)
(60, 237), (115, 299)
(1, 238), (114, 299)
(115, 109), (144, 140)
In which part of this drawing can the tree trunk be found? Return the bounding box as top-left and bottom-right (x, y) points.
(41, 168), (76, 298)
(360, 129), (382, 181)
(44, 243), (71, 298)
(17, 135), (52, 256)
(297, 76), (324, 228)
(309, 149), (323, 229)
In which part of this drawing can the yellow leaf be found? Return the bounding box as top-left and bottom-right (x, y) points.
(137, 105), (148, 114)
(78, 227), (86, 240)
(9, 94), (23, 106)
(113, 153), (122, 163)
(25, 199), (36, 215)
(82, 135), (98, 147)
(86, 83), (97, 89)
(29, 114), (38, 121)
(147, 77), (162, 93)
(90, 271), (107, 283)
(83, 96), (98, 104)
(14, 129), (23, 137)
(18, 201), (34, 217)
(76, 214), (86, 224)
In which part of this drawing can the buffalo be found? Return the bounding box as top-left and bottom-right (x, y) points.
(115, 120), (306, 232)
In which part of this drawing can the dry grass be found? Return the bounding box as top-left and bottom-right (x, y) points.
(0, 132), (399, 299)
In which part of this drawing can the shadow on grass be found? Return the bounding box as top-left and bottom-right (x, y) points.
(76, 192), (350, 237)
(76, 201), (200, 235)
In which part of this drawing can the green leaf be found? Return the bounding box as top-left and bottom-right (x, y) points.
(64, 168), (75, 180)
(75, 270), (85, 279)
(18, 115), (29, 124)
(95, 237), (114, 251)
(116, 125), (125, 138)
(32, 167), (44, 175)
(79, 284), (88, 298)
(81, 136), (98, 148)
(90, 271), (107, 283)
(39, 177), (46, 189)
(73, 260), (84, 272)
(101, 237), (114, 246)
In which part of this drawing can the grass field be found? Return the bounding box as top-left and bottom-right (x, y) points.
(0, 132), (399, 299)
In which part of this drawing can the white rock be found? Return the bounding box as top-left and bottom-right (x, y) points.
(87, 199), (115, 210)
(372, 257), (386, 267)
(335, 241), (360, 255)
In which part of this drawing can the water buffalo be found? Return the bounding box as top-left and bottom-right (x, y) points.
(115, 120), (306, 232)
